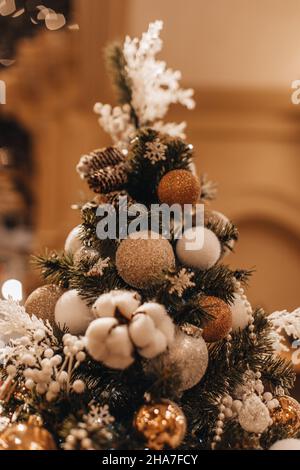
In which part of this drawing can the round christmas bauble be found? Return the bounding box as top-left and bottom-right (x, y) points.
(25, 285), (65, 322)
(55, 290), (93, 335)
(238, 394), (271, 434)
(64, 225), (83, 254)
(73, 246), (99, 266)
(176, 227), (221, 270)
(270, 438), (300, 450)
(230, 293), (251, 331)
(134, 400), (186, 450)
(200, 296), (232, 343)
(116, 231), (175, 289)
(157, 169), (201, 206)
(144, 328), (208, 391)
(270, 396), (300, 436)
(205, 210), (235, 255)
(0, 420), (56, 450)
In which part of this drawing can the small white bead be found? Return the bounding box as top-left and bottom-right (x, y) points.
(215, 428), (223, 436)
(263, 392), (273, 402)
(50, 355), (62, 367)
(46, 391), (56, 402)
(249, 333), (256, 340)
(49, 381), (60, 394)
(21, 353), (36, 366)
(222, 396), (233, 407)
(214, 436), (221, 442)
(76, 351), (86, 362)
(58, 371), (69, 385)
(248, 325), (255, 332)
(216, 420), (224, 428)
(76, 429), (87, 440)
(232, 400), (242, 413)
(225, 408), (233, 418)
(41, 358), (51, 368)
(44, 348), (54, 358)
(25, 379), (35, 390)
(255, 383), (264, 395)
(34, 329), (45, 342)
(218, 413), (225, 420)
(72, 380), (85, 394)
(255, 371), (261, 379)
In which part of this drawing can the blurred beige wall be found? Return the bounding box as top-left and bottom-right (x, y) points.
(0, 0), (299, 312)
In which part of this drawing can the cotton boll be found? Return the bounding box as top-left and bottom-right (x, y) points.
(86, 317), (118, 342)
(55, 290), (93, 335)
(176, 227), (221, 270)
(64, 225), (82, 254)
(269, 438), (300, 450)
(92, 293), (116, 318)
(106, 325), (134, 357)
(86, 339), (108, 362)
(114, 291), (141, 319)
(139, 330), (167, 359)
(129, 314), (156, 348)
(136, 303), (174, 345)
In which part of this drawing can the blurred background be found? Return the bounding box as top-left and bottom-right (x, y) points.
(0, 0), (299, 315)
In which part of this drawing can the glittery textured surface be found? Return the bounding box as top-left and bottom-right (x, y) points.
(134, 401), (186, 450)
(0, 423), (56, 450)
(270, 396), (300, 436)
(168, 331), (208, 390)
(25, 285), (64, 322)
(116, 232), (175, 289)
(238, 395), (270, 434)
(200, 296), (232, 343)
(158, 169), (201, 206)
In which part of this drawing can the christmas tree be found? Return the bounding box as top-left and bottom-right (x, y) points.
(0, 20), (300, 451)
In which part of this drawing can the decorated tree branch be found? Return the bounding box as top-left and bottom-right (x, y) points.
(0, 21), (300, 452)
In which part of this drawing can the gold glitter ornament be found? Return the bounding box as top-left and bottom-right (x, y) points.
(0, 416), (56, 450)
(25, 285), (64, 322)
(270, 396), (300, 436)
(157, 169), (201, 206)
(200, 295), (232, 343)
(116, 231), (175, 289)
(134, 400), (186, 450)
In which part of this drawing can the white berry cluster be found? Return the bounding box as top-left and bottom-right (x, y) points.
(85, 290), (175, 369)
(5, 332), (86, 402)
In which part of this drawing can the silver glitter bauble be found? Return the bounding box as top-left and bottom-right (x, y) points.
(238, 394), (271, 434)
(144, 329), (208, 391)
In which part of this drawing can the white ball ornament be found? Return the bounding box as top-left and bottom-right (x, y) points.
(269, 438), (300, 450)
(55, 290), (93, 335)
(238, 394), (271, 434)
(64, 225), (83, 254)
(230, 293), (251, 331)
(176, 227), (221, 270)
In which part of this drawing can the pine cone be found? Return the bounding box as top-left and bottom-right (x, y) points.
(77, 147), (125, 179)
(87, 162), (129, 194)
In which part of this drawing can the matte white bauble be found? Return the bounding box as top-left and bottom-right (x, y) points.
(230, 293), (251, 331)
(269, 438), (300, 450)
(55, 290), (93, 335)
(176, 227), (221, 270)
(64, 225), (82, 254)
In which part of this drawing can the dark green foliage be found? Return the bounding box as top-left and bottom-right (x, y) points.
(126, 128), (193, 205)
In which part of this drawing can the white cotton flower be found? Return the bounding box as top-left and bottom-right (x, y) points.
(86, 291), (174, 369)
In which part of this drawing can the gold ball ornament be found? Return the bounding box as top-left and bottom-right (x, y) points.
(0, 417), (56, 450)
(157, 170), (201, 206)
(200, 295), (232, 343)
(116, 231), (175, 289)
(25, 284), (65, 322)
(270, 396), (300, 436)
(134, 401), (186, 450)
